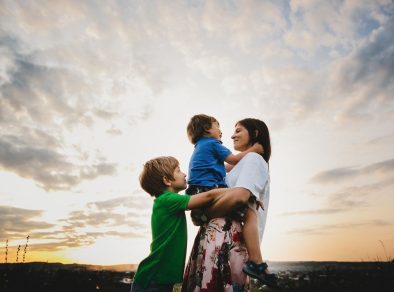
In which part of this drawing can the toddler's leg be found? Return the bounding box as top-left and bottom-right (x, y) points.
(204, 187), (250, 218)
(243, 207), (263, 263)
(242, 207), (278, 287)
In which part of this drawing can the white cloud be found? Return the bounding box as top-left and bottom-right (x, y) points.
(1, 0), (393, 262)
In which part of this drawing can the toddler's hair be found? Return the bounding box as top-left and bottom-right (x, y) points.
(140, 156), (179, 197)
(187, 114), (218, 144)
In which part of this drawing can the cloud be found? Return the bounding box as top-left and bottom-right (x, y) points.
(0, 205), (54, 241)
(281, 208), (347, 216)
(86, 193), (149, 211)
(288, 219), (392, 235)
(0, 0), (393, 264)
(286, 0), (391, 54)
(291, 158), (394, 220)
(311, 166), (360, 183)
(1, 0), (392, 146)
(66, 195), (150, 228)
(281, 179), (394, 216)
(328, 179), (394, 207)
(366, 134), (394, 146)
(255, 1), (394, 126)
(0, 1), (166, 190)
(1, 190), (151, 251)
(62, 192), (151, 243)
(311, 158), (394, 184)
(308, 160), (394, 211)
(0, 135), (117, 191)
(329, 5), (394, 122)
(285, 1), (340, 53)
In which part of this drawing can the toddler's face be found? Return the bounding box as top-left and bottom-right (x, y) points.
(207, 121), (222, 141)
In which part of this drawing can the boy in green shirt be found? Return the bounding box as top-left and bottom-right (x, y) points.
(131, 156), (223, 292)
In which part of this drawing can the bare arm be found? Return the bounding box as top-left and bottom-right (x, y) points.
(225, 143), (263, 165)
(204, 187), (251, 218)
(225, 163), (233, 172)
(186, 188), (225, 210)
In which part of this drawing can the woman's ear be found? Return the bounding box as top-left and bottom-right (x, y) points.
(162, 176), (171, 187)
(254, 130), (259, 138)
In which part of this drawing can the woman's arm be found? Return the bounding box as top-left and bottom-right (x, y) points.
(204, 187), (251, 218)
(186, 188), (225, 210)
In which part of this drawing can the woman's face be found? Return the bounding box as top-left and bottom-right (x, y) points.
(231, 123), (251, 151)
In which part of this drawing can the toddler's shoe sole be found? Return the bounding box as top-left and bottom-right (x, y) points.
(242, 261), (278, 288)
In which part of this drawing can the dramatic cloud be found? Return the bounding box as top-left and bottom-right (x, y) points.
(330, 10), (394, 122)
(0, 205), (54, 241)
(300, 159), (394, 216)
(366, 134), (394, 146)
(288, 220), (392, 236)
(311, 158), (394, 184)
(281, 208), (347, 216)
(0, 135), (117, 191)
(1, 0), (393, 262)
(1, 190), (151, 252)
(0, 2), (156, 191)
(62, 192), (151, 243)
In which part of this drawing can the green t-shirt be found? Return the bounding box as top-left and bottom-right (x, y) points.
(133, 191), (191, 287)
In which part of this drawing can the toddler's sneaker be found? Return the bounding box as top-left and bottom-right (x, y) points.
(242, 261), (278, 288)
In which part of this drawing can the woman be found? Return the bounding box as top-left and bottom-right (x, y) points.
(182, 118), (276, 292)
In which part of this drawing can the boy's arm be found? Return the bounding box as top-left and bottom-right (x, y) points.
(224, 143), (263, 165)
(186, 188), (224, 210)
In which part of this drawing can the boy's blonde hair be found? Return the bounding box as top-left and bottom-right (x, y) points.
(187, 114), (218, 144)
(140, 156), (179, 197)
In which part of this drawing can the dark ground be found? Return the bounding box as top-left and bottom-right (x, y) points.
(0, 262), (132, 292)
(1, 261), (393, 292)
(249, 261), (394, 292)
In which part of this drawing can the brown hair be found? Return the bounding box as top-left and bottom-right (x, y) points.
(139, 156), (179, 197)
(236, 118), (271, 163)
(187, 114), (218, 144)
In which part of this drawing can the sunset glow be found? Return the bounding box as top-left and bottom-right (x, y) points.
(1, 0), (393, 265)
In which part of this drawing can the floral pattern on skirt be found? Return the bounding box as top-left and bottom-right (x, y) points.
(182, 217), (249, 292)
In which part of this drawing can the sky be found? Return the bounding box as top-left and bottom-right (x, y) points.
(1, 0), (393, 265)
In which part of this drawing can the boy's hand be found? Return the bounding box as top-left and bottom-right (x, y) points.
(190, 209), (208, 226)
(191, 217), (203, 226)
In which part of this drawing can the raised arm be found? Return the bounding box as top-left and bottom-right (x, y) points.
(224, 143), (263, 165)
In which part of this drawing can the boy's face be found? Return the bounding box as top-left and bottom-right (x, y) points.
(169, 166), (187, 193)
(206, 121), (222, 141)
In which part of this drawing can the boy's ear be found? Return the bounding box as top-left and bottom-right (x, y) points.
(162, 176), (171, 187)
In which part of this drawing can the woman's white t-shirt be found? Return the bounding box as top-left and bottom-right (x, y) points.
(225, 152), (270, 242)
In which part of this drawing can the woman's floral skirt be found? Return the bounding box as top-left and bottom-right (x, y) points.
(182, 217), (249, 292)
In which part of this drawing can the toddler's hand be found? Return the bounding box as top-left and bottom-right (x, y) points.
(253, 143), (264, 155)
(256, 199), (264, 211)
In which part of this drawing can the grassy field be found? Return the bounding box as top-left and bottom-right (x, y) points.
(1, 261), (393, 292)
